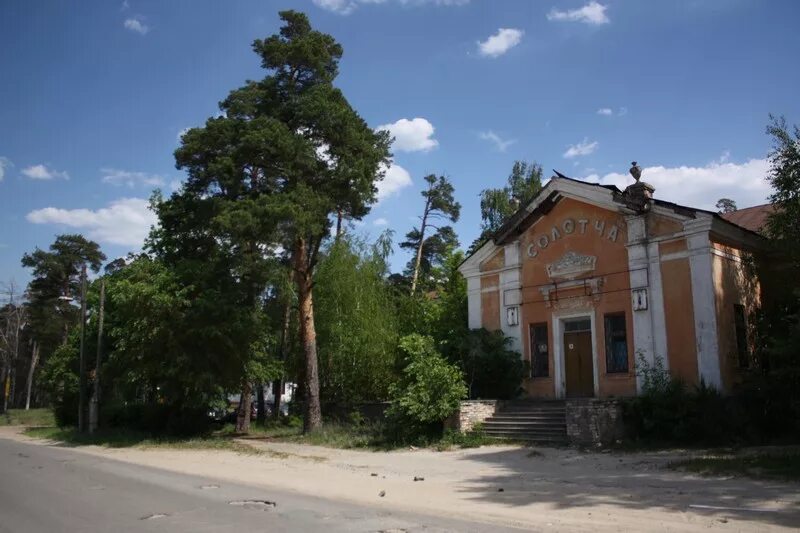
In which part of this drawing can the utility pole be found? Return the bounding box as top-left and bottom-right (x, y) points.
(89, 280), (104, 433)
(77, 264), (87, 433)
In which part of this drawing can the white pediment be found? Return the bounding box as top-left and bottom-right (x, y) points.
(546, 251), (597, 281)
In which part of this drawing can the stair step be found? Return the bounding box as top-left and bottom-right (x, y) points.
(483, 420), (567, 429)
(484, 427), (566, 434)
(488, 414), (565, 420)
(483, 433), (567, 442)
(498, 409), (567, 416)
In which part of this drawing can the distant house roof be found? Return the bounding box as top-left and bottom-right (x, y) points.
(721, 204), (774, 234)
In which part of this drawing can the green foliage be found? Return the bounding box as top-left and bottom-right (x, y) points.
(472, 160), (543, 251)
(314, 235), (398, 404)
(38, 340), (79, 426)
(436, 424), (500, 451)
(100, 402), (212, 436)
(624, 355), (742, 445)
(167, 10), (392, 432)
(0, 408), (55, 427)
(715, 198), (737, 213)
(401, 174), (461, 293)
(21, 234), (106, 360)
(765, 115), (800, 270)
(635, 352), (672, 395)
(387, 334), (467, 433)
(457, 329), (525, 400)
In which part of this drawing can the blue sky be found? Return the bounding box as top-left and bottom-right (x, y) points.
(2, 0), (799, 285)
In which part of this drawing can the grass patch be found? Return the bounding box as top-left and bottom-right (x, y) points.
(670, 452), (800, 481)
(226, 418), (505, 452)
(23, 426), (263, 455)
(0, 408), (55, 427)
(434, 426), (502, 451)
(237, 419), (388, 450)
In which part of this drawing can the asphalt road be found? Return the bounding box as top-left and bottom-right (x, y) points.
(0, 438), (523, 533)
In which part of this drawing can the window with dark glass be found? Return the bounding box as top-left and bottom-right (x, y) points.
(604, 313), (628, 373)
(530, 323), (549, 378)
(734, 304), (749, 368)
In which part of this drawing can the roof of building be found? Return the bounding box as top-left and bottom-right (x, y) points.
(461, 172), (770, 268)
(720, 204), (774, 234)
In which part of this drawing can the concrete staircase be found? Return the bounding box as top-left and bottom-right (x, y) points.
(482, 400), (568, 444)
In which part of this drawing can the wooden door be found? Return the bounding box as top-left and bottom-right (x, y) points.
(564, 330), (594, 397)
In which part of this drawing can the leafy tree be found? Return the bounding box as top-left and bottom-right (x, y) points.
(457, 329), (524, 400)
(766, 115), (800, 270)
(314, 234), (398, 405)
(387, 334), (466, 434)
(716, 198), (737, 214)
(19, 235), (105, 414)
(165, 11), (390, 432)
(401, 174), (461, 294)
(472, 160), (543, 251)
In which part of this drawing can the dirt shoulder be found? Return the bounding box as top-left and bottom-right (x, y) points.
(3, 426), (798, 532)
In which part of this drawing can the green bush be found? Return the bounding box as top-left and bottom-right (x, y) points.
(386, 334), (467, 439)
(100, 402), (212, 436)
(623, 354), (744, 445)
(457, 328), (525, 400)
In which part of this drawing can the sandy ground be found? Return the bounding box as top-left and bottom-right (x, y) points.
(2, 426), (799, 532)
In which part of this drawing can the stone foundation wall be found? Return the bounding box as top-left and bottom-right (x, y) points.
(446, 400), (500, 432)
(566, 399), (625, 446)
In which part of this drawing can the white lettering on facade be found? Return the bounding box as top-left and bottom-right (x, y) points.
(525, 217), (623, 260)
(607, 225), (619, 242)
(538, 235), (550, 248)
(594, 220), (605, 235)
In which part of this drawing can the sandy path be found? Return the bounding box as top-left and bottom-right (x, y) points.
(3, 426), (798, 532)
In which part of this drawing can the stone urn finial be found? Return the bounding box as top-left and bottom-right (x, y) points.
(629, 161), (642, 182)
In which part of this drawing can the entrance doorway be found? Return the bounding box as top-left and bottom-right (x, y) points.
(563, 318), (594, 397)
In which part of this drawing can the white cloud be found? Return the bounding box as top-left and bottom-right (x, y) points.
(597, 107), (627, 117)
(313, 0), (469, 15)
(121, 0), (130, 10)
(22, 164), (69, 180)
(547, 1), (610, 25)
(373, 217), (389, 226)
(377, 118), (438, 153)
(584, 157), (771, 211)
(479, 131), (517, 152)
(0, 157), (10, 182)
(313, 0), (357, 14)
(124, 16), (149, 35)
(377, 162), (413, 203)
(477, 28), (523, 58)
(26, 198), (156, 247)
(177, 127), (190, 143)
(563, 138), (599, 158)
(101, 168), (165, 188)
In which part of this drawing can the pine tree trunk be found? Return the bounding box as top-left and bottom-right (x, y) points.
(273, 296), (291, 419)
(235, 381), (252, 434)
(25, 343), (39, 410)
(409, 205), (430, 294)
(335, 208), (344, 242)
(0, 363), (7, 414)
(256, 384), (265, 424)
(294, 237), (322, 433)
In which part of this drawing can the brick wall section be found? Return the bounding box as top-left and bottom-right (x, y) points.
(445, 400), (500, 432)
(565, 399), (625, 446)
